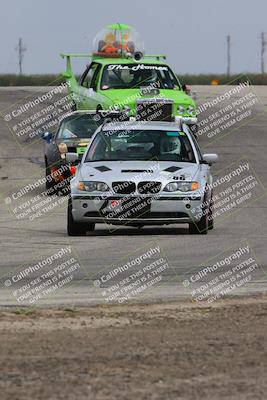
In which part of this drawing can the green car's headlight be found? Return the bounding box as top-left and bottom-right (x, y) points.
(77, 181), (110, 192)
(188, 105), (196, 115)
(113, 104), (120, 112)
(163, 181), (200, 192)
(178, 105), (196, 116)
(123, 105), (131, 113)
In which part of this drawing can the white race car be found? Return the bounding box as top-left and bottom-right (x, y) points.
(66, 121), (218, 235)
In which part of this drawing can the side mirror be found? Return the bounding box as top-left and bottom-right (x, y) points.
(42, 131), (53, 143)
(66, 152), (79, 164)
(202, 154), (218, 165)
(62, 71), (72, 79)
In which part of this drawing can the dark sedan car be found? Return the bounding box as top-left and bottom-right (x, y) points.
(42, 110), (128, 195)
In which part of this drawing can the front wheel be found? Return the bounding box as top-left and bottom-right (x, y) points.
(67, 198), (94, 236)
(45, 161), (57, 196)
(189, 217), (208, 235)
(208, 196), (214, 230)
(189, 207), (208, 235)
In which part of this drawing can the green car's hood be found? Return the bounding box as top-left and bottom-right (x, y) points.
(99, 88), (195, 108)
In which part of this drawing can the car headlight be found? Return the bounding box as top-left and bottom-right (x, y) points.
(163, 181), (200, 192)
(188, 105), (196, 115)
(76, 181), (110, 192)
(113, 104), (120, 111)
(178, 105), (185, 114)
(123, 105), (131, 113)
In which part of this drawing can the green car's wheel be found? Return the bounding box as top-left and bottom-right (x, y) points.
(67, 198), (94, 236)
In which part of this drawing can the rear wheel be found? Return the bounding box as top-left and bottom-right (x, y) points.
(67, 198), (94, 236)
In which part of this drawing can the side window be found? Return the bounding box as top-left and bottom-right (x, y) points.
(90, 65), (102, 91)
(81, 63), (100, 89)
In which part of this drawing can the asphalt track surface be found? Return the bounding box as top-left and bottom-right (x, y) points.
(0, 85), (266, 307)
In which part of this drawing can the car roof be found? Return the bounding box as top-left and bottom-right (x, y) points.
(91, 57), (169, 66)
(101, 121), (184, 131)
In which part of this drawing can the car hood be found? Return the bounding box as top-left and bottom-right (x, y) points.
(100, 89), (195, 108)
(78, 160), (200, 184)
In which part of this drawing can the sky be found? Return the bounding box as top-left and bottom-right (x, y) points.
(0, 0), (267, 75)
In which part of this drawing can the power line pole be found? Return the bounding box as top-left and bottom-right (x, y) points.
(15, 38), (27, 75)
(261, 32), (266, 75)
(227, 34), (231, 77)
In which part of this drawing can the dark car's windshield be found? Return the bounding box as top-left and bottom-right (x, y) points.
(85, 130), (196, 162)
(57, 114), (128, 139)
(100, 64), (180, 90)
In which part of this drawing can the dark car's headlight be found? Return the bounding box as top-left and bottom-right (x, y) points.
(163, 181), (200, 192)
(77, 181), (110, 192)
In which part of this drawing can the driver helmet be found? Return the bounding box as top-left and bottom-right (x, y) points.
(161, 136), (181, 154)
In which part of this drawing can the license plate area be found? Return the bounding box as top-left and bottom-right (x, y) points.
(100, 197), (152, 220)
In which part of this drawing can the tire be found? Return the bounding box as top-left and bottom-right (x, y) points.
(45, 160), (56, 196)
(67, 198), (94, 236)
(208, 196), (214, 230)
(189, 198), (209, 235)
(189, 215), (208, 235)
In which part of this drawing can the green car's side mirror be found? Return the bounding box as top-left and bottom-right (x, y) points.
(62, 72), (72, 79)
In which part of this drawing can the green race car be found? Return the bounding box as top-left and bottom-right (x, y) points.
(61, 23), (197, 129)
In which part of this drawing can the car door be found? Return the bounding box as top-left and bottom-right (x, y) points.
(77, 63), (106, 110)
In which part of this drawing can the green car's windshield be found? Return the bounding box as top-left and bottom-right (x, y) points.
(100, 64), (180, 90)
(85, 130), (196, 162)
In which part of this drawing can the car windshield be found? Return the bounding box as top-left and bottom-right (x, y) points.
(85, 129), (196, 162)
(101, 64), (180, 90)
(57, 114), (127, 139)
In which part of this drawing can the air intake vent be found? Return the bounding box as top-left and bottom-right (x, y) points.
(138, 181), (161, 194)
(121, 170), (153, 173)
(112, 181), (136, 194)
(94, 166), (111, 172)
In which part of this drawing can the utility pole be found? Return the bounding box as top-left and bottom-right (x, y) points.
(261, 32), (266, 75)
(227, 34), (231, 77)
(15, 38), (27, 75)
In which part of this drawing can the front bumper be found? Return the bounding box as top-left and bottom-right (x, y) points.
(71, 194), (204, 226)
